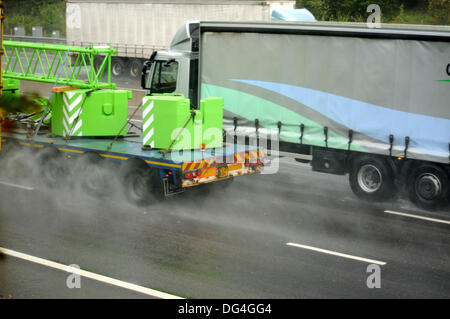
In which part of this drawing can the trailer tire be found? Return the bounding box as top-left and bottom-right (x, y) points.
(129, 59), (143, 79)
(407, 163), (449, 211)
(111, 57), (125, 77)
(121, 159), (164, 206)
(37, 147), (68, 188)
(349, 155), (396, 202)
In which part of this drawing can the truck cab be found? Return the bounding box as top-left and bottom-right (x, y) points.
(141, 22), (199, 107)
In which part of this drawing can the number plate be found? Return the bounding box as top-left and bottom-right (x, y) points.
(218, 166), (229, 178)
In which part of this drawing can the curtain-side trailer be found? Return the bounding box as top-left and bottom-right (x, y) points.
(142, 21), (450, 211)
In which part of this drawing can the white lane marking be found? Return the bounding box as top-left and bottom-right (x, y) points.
(128, 119), (142, 123)
(0, 181), (34, 191)
(384, 210), (450, 225)
(286, 242), (386, 266)
(0, 247), (183, 299)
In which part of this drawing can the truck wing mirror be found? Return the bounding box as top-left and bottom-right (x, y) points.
(164, 59), (176, 67)
(141, 60), (153, 89)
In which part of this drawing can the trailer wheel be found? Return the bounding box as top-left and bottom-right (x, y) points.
(407, 163), (449, 211)
(121, 159), (164, 206)
(111, 57), (125, 77)
(74, 152), (114, 198)
(349, 155), (395, 202)
(129, 59), (142, 79)
(37, 147), (68, 188)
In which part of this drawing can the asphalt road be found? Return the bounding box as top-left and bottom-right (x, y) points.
(0, 154), (449, 299)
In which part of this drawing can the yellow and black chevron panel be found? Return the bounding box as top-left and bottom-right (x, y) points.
(182, 149), (264, 172)
(182, 158), (216, 172)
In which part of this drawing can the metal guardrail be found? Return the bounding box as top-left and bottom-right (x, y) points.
(67, 42), (166, 59)
(4, 34), (66, 45)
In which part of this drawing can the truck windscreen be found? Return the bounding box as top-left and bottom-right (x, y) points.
(150, 60), (178, 94)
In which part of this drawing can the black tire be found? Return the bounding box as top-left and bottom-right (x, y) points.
(72, 152), (114, 198)
(407, 163), (449, 211)
(111, 57), (125, 77)
(128, 59), (143, 79)
(121, 159), (164, 206)
(349, 155), (396, 202)
(36, 147), (69, 188)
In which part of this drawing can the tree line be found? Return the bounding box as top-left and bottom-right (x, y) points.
(3, 0), (65, 37)
(296, 0), (449, 25)
(2, 0), (449, 38)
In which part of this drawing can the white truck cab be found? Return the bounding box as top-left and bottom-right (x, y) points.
(142, 22), (199, 107)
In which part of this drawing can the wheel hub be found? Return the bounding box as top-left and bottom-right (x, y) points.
(416, 173), (441, 201)
(357, 164), (382, 193)
(130, 64), (140, 77)
(112, 63), (122, 76)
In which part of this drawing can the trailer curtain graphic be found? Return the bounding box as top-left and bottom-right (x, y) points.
(230, 79), (450, 159)
(202, 83), (366, 152)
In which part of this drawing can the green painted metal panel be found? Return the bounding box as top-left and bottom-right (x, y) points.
(142, 94), (191, 150)
(200, 97), (223, 148)
(1, 78), (20, 101)
(51, 89), (131, 137)
(142, 94), (223, 150)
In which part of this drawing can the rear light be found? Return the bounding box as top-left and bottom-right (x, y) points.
(245, 160), (262, 167)
(184, 171), (197, 179)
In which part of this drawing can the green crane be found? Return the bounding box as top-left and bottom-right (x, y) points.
(2, 40), (116, 89)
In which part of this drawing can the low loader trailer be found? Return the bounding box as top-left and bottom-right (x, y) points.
(0, 133), (263, 204)
(0, 40), (264, 205)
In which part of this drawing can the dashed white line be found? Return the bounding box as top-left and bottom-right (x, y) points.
(286, 242), (386, 266)
(384, 210), (450, 225)
(0, 180), (34, 191)
(0, 247), (183, 299)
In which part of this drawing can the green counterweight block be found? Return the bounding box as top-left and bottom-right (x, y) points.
(200, 97), (224, 148)
(142, 94), (193, 150)
(141, 94), (224, 150)
(51, 89), (132, 137)
(1, 78), (20, 101)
